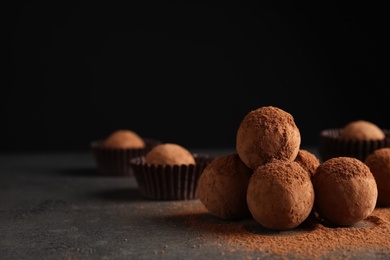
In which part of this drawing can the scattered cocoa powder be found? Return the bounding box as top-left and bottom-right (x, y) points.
(165, 200), (390, 259)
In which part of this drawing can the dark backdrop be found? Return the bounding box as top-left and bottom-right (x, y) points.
(5, 1), (389, 152)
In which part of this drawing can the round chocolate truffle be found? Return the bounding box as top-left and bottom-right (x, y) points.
(364, 148), (390, 207)
(236, 106), (301, 170)
(294, 149), (320, 177)
(312, 157), (378, 226)
(145, 143), (195, 165)
(104, 129), (145, 149)
(196, 153), (252, 220)
(246, 160), (314, 231)
(340, 120), (385, 141)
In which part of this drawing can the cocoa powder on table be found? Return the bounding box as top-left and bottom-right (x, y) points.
(166, 201), (390, 259)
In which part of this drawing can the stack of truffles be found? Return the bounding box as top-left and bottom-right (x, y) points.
(196, 106), (380, 231)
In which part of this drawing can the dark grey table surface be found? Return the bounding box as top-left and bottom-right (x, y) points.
(1, 147), (389, 260)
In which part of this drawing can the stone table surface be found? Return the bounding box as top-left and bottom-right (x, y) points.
(1, 148), (389, 260)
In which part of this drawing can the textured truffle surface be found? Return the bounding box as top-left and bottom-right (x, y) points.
(196, 153), (252, 220)
(312, 157), (378, 226)
(294, 149), (320, 177)
(340, 120), (385, 141)
(236, 106), (301, 170)
(104, 129), (145, 149)
(364, 148), (390, 207)
(246, 160), (314, 231)
(145, 143), (195, 165)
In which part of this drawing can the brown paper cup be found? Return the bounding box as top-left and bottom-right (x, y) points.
(129, 154), (215, 200)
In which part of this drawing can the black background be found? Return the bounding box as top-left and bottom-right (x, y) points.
(5, 1), (389, 152)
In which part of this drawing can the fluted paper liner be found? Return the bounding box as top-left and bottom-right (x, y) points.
(130, 155), (215, 200)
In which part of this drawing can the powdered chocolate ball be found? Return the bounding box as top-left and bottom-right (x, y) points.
(145, 143), (195, 165)
(236, 106), (301, 170)
(294, 149), (320, 177)
(340, 120), (385, 141)
(312, 157), (378, 226)
(246, 160), (314, 231)
(196, 153), (252, 220)
(104, 129), (145, 149)
(364, 148), (390, 207)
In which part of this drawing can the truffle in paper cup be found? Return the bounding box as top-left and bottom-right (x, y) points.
(129, 154), (215, 200)
(91, 138), (161, 176)
(319, 129), (390, 162)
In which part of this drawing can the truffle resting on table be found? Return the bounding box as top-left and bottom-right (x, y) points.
(364, 148), (390, 207)
(246, 160), (315, 231)
(196, 153), (253, 220)
(312, 156), (378, 226)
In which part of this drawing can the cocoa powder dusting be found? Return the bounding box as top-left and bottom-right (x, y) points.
(166, 201), (390, 259)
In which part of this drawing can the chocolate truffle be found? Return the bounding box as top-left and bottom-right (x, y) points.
(246, 160), (315, 231)
(364, 148), (390, 207)
(294, 149), (320, 177)
(145, 143), (195, 165)
(196, 153), (252, 220)
(236, 106), (301, 170)
(104, 129), (145, 149)
(312, 157), (378, 226)
(340, 120), (385, 141)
